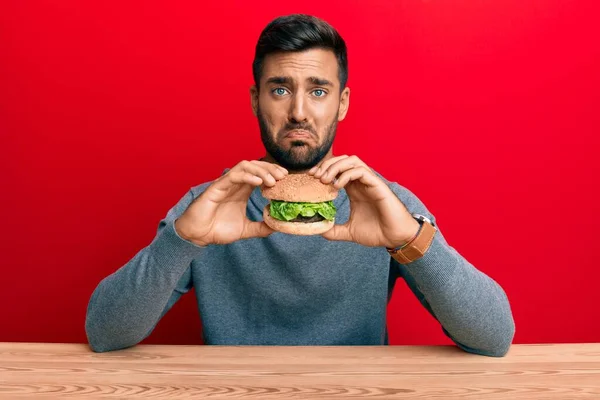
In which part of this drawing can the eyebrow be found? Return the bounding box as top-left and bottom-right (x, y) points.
(265, 76), (334, 87)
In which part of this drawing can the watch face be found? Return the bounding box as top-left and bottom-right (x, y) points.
(412, 213), (431, 224)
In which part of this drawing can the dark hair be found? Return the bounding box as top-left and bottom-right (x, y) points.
(252, 14), (348, 93)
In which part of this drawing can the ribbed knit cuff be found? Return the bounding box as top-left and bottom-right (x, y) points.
(400, 231), (461, 292)
(150, 220), (206, 275)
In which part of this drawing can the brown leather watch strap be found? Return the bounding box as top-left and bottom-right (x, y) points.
(388, 220), (437, 264)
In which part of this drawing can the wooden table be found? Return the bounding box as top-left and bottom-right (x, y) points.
(1, 343), (599, 399)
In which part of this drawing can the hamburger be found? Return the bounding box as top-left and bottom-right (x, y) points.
(261, 173), (338, 235)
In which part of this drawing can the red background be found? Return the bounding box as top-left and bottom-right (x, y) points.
(1, 1), (599, 346)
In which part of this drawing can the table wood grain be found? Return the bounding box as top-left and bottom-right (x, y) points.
(0, 342), (599, 399)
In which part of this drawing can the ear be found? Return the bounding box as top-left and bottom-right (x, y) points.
(338, 87), (350, 121)
(250, 85), (259, 117)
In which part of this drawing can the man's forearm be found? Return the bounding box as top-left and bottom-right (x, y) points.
(85, 220), (203, 352)
(399, 232), (515, 357)
(85, 188), (207, 353)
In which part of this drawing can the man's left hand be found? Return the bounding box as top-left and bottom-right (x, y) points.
(308, 155), (420, 248)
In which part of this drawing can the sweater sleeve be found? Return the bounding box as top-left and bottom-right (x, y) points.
(85, 188), (208, 353)
(388, 183), (516, 357)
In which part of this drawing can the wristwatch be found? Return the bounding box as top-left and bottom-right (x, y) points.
(386, 214), (437, 264)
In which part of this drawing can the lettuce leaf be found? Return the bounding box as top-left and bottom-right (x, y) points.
(269, 200), (336, 221)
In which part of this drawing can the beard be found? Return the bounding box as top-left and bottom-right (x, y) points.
(257, 107), (338, 171)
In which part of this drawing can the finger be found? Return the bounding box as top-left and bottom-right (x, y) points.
(252, 160), (288, 177)
(208, 172), (260, 203)
(237, 161), (277, 186)
(321, 224), (352, 242)
(242, 221), (275, 240)
(227, 171), (264, 186)
(332, 166), (379, 189)
(314, 154), (348, 178)
(310, 155), (349, 176)
(319, 156), (366, 184)
(252, 160), (288, 180)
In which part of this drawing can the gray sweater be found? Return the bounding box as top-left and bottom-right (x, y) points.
(85, 169), (515, 356)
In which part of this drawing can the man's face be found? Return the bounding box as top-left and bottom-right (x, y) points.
(251, 48), (350, 171)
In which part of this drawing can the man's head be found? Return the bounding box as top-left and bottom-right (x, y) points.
(250, 14), (350, 171)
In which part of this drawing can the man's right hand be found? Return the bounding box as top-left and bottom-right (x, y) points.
(174, 160), (288, 247)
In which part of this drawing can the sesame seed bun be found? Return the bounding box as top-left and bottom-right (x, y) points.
(261, 173), (338, 202)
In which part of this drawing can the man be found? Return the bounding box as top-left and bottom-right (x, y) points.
(86, 14), (515, 356)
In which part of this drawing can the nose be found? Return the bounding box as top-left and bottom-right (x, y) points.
(289, 92), (308, 123)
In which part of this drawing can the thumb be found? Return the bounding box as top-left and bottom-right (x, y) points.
(321, 224), (352, 242)
(242, 221), (275, 240)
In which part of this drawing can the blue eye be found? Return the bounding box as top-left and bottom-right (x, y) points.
(313, 89), (326, 97)
(273, 88), (287, 96)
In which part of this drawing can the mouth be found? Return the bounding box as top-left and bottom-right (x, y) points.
(285, 130), (312, 139)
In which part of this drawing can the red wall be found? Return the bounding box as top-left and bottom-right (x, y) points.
(1, 0), (599, 346)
